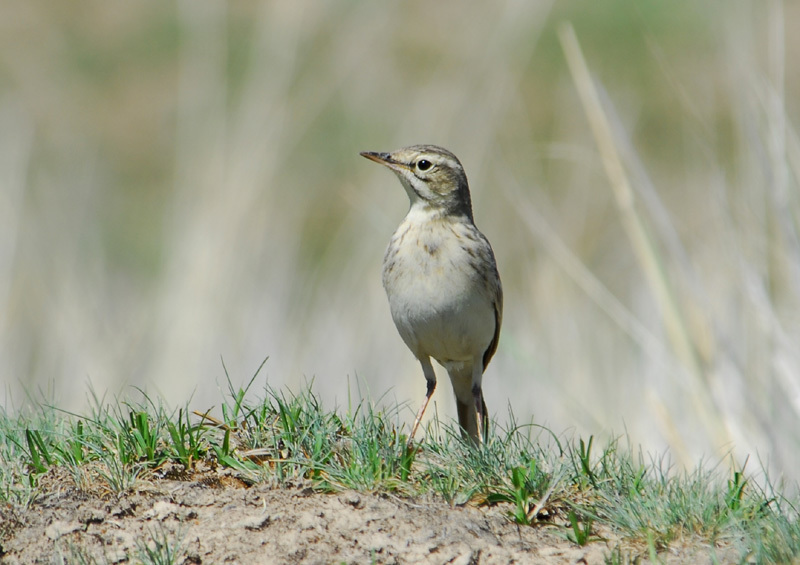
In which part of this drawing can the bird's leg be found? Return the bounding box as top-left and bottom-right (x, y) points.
(472, 386), (485, 445)
(408, 357), (436, 447)
(471, 360), (486, 445)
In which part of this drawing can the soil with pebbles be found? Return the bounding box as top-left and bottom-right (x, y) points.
(0, 462), (736, 564)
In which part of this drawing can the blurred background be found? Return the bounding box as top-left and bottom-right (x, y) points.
(2, 0), (800, 481)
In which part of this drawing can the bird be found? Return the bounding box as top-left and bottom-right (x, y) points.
(360, 145), (503, 445)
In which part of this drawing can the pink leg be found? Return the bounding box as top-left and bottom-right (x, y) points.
(408, 357), (436, 447)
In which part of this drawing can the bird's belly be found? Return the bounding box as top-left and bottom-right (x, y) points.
(383, 241), (494, 363)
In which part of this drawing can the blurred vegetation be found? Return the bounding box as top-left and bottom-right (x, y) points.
(2, 0), (800, 484)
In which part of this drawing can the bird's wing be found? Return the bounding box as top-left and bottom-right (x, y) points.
(482, 263), (503, 371)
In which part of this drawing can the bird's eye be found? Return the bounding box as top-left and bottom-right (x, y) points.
(416, 159), (432, 171)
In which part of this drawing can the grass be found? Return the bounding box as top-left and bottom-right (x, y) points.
(2, 369), (799, 564)
(134, 524), (187, 565)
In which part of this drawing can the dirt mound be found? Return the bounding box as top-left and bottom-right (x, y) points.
(0, 465), (608, 564)
(0, 463), (734, 564)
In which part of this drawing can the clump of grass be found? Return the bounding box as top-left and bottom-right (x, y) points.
(134, 524), (187, 565)
(208, 361), (415, 491)
(0, 384), (221, 501)
(1, 374), (799, 563)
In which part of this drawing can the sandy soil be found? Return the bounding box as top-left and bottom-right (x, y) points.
(0, 463), (735, 564)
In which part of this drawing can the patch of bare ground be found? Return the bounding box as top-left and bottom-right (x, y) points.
(0, 463), (738, 564)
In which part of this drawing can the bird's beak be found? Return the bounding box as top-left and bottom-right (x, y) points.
(360, 151), (391, 164)
(360, 151), (407, 172)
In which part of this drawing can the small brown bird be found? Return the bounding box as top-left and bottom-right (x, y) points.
(360, 145), (503, 444)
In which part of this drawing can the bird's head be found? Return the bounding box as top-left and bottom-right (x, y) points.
(361, 145), (473, 220)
